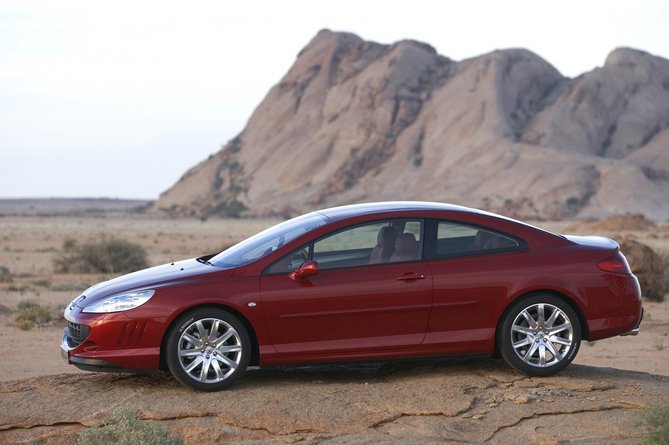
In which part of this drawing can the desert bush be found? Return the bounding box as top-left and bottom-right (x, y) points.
(15, 300), (51, 330)
(53, 236), (149, 274)
(209, 200), (247, 218)
(659, 250), (669, 299)
(636, 404), (669, 445)
(0, 266), (12, 283)
(620, 239), (665, 302)
(76, 407), (183, 445)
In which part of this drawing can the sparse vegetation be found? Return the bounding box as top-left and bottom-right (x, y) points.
(659, 250), (669, 297)
(53, 236), (149, 274)
(14, 300), (52, 330)
(76, 407), (183, 445)
(229, 136), (242, 153)
(636, 404), (669, 445)
(32, 279), (51, 288)
(566, 196), (579, 207)
(49, 281), (91, 292)
(653, 339), (665, 351)
(209, 200), (248, 218)
(0, 266), (12, 283)
(586, 341), (597, 347)
(212, 172), (224, 191)
(228, 160), (240, 172)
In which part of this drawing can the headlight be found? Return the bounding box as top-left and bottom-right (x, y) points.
(81, 290), (155, 313)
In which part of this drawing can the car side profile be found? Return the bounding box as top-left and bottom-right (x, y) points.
(61, 202), (643, 391)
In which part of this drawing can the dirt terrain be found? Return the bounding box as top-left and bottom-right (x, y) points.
(1, 360), (668, 444)
(0, 215), (667, 443)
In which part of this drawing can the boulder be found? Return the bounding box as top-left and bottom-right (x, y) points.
(620, 239), (666, 301)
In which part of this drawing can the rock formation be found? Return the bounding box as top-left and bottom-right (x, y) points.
(620, 239), (666, 301)
(1, 359), (668, 444)
(154, 30), (669, 220)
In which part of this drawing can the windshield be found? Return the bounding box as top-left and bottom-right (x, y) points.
(210, 212), (331, 268)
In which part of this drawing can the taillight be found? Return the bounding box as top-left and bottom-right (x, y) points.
(597, 252), (632, 274)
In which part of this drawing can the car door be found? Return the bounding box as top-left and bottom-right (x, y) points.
(260, 219), (433, 356)
(422, 219), (528, 353)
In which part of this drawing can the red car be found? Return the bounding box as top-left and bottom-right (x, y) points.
(62, 202), (643, 391)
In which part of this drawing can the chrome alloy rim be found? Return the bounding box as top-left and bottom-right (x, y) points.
(177, 318), (242, 383)
(510, 303), (573, 367)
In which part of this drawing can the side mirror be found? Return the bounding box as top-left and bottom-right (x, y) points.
(289, 260), (320, 283)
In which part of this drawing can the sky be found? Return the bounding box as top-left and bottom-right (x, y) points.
(2, 0), (668, 200)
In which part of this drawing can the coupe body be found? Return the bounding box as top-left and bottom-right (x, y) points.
(62, 202), (643, 391)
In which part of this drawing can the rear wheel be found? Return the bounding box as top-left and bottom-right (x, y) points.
(166, 307), (250, 391)
(499, 294), (581, 376)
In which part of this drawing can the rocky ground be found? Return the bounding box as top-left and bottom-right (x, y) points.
(1, 360), (668, 444)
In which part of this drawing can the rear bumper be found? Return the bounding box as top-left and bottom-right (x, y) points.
(619, 307), (644, 336)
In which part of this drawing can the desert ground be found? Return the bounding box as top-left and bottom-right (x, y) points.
(0, 214), (668, 444)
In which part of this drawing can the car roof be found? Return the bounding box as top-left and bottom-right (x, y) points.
(314, 201), (568, 245)
(316, 201), (480, 222)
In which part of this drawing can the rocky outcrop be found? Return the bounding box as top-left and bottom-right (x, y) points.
(1, 360), (668, 444)
(153, 30), (669, 220)
(620, 239), (666, 301)
(0, 359), (669, 444)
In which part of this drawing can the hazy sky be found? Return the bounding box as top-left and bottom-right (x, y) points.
(2, 0), (668, 200)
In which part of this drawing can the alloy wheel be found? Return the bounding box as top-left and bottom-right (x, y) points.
(510, 303), (574, 367)
(177, 318), (243, 383)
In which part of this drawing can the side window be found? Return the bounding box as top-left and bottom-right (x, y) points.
(313, 219), (423, 270)
(427, 220), (521, 258)
(265, 245), (311, 274)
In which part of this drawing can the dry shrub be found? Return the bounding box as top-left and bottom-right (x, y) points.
(77, 407), (183, 445)
(635, 404), (669, 445)
(620, 239), (666, 302)
(0, 266), (12, 283)
(583, 214), (657, 232)
(14, 300), (52, 330)
(659, 250), (669, 298)
(54, 236), (149, 274)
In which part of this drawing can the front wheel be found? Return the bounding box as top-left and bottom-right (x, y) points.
(499, 294), (581, 377)
(165, 307), (251, 391)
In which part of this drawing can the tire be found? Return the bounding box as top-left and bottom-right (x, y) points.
(499, 294), (581, 377)
(165, 307), (251, 391)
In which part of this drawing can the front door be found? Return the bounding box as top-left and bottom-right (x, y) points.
(260, 219), (433, 356)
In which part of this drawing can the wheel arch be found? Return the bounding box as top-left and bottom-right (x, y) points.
(493, 289), (591, 356)
(159, 303), (260, 371)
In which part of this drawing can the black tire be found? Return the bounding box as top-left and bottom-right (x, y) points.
(499, 293), (581, 377)
(165, 307), (251, 391)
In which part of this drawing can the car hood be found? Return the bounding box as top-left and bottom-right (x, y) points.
(75, 258), (234, 307)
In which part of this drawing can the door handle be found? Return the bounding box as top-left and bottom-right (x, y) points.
(397, 274), (426, 281)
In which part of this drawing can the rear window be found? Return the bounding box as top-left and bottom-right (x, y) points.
(424, 220), (526, 259)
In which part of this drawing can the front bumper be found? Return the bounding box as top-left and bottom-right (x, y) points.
(61, 308), (161, 372)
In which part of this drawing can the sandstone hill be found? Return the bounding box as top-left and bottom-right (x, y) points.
(153, 30), (669, 220)
(2, 359), (668, 444)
